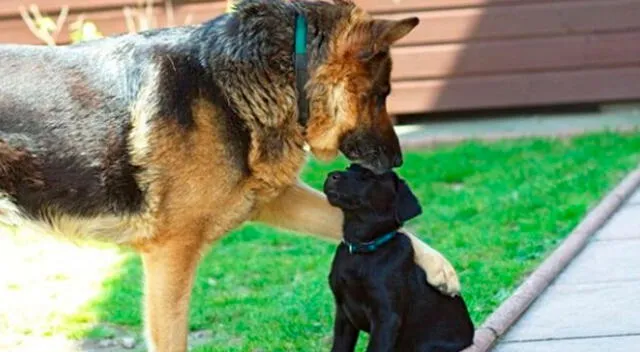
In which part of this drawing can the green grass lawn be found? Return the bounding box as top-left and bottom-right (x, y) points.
(4, 131), (640, 351)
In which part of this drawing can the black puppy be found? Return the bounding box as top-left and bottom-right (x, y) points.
(324, 164), (474, 352)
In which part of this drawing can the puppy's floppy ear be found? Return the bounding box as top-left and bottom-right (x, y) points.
(394, 175), (423, 224)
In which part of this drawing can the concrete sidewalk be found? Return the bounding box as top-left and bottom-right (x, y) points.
(493, 188), (640, 351)
(395, 108), (640, 147)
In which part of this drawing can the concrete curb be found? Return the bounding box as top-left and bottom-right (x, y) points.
(460, 165), (640, 352)
(400, 125), (639, 150)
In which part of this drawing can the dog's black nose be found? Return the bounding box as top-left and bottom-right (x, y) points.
(392, 154), (403, 168)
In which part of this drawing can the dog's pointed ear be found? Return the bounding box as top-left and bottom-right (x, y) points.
(358, 18), (419, 62)
(394, 175), (422, 224)
(374, 17), (420, 45)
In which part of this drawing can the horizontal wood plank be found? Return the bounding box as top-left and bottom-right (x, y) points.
(388, 66), (640, 114)
(172, 2), (227, 26)
(3, 0), (639, 114)
(384, 0), (640, 46)
(0, 17), (45, 44)
(390, 31), (640, 80)
(6, 1), (637, 46)
(0, 0), (590, 18)
(360, 0), (587, 13)
(0, 0), (162, 18)
(0, 1), (226, 45)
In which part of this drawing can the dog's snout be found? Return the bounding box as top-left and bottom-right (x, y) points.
(323, 171), (345, 199)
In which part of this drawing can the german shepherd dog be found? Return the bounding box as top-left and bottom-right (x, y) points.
(325, 165), (474, 352)
(0, 0), (459, 351)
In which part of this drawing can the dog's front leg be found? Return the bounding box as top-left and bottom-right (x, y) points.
(331, 305), (359, 352)
(254, 180), (460, 296)
(404, 230), (461, 296)
(253, 180), (344, 240)
(366, 309), (400, 352)
(137, 227), (206, 352)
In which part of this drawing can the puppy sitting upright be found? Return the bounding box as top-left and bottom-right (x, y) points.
(324, 164), (474, 352)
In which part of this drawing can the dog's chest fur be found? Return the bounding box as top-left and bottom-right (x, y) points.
(329, 234), (415, 331)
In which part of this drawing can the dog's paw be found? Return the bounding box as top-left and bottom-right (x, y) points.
(405, 232), (461, 296)
(420, 249), (461, 297)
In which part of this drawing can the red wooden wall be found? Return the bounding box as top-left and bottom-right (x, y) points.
(2, 0), (640, 115)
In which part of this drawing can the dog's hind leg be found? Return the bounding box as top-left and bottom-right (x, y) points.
(137, 225), (207, 352)
(254, 180), (461, 296)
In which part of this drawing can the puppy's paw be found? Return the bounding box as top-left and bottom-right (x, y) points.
(404, 232), (461, 296)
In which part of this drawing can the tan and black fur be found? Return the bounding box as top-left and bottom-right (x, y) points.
(0, 1), (459, 351)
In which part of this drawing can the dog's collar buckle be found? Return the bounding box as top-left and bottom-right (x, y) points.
(343, 231), (398, 254)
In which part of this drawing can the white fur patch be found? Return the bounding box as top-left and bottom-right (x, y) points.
(128, 64), (164, 168)
(330, 83), (348, 123)
(129, 87), (155, 167)
(0, 193), (153, 244)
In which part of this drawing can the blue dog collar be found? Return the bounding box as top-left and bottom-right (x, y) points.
(294, 13), (310, 127)
(343, 231), (398, 254)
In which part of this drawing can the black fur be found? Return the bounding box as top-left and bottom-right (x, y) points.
(324, 166), (474, 352)
(0, 43), (146, 218)
(0, 0), (349, 221)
